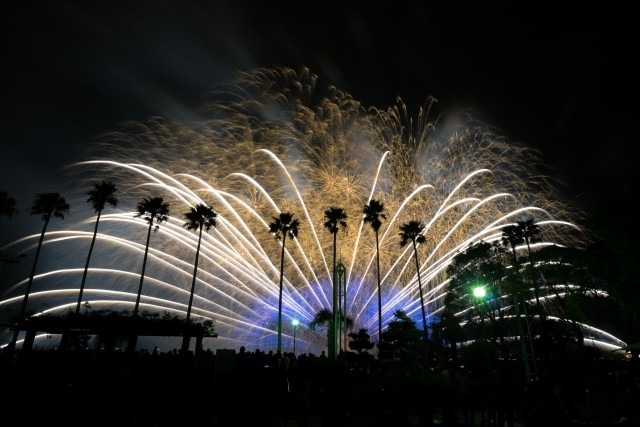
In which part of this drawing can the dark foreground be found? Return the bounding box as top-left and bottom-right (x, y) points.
(1, 348), (638, 427)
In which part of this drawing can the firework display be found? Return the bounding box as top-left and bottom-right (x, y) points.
(2, 67), (607, 355)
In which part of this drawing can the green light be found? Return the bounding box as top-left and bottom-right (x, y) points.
(291, 319), (300, 326)
(473, 287), (486, 298)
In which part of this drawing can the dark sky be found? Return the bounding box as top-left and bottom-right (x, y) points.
(1, 1), (637, 244)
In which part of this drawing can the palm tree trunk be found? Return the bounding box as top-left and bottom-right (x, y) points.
(413, 241), (428, 342)
(10, 217), (50, 351)
(343, 276), (348, 353)
(375, 230), (382, 347)
(182, 227), (203, 354)
(134, 222), (153, 315)
(526, 241), (546, 375)
(77, 210), (102, 314)
(277, 234), (286, 354)
(331, 232), (338, 360)
(526, 242), (541, 307)
(513, 297), (532, 379)
(128, 221), (153, 352)
(186, 227), (203, 321)
(508, 248), (533, 380)
(20, 217), (49, 318)
(521, 298), (538, 378)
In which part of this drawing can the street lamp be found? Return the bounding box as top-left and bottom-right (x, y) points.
(473, 286), (486, 300)
(291, 318), (299, 354)
(472, 285), (488, 341)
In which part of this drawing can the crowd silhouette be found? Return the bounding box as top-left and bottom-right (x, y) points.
(1, 344), (637, 426)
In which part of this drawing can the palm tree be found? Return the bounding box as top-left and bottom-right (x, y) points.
(0, 192), (21, 298)
(310, 309), (333, 351)
(519, 217), (549, 369)
(268, 211), (300, 354)
(181, 202), (217, 353)
(0, 191), (18, 218)
(323, 206), (347, 360)
(501, 223), (524, 263)
(127, 196), (169, 352)
(133, 196), (170, 315)
(363, 199), (386, 346)
(309, 308), (353, 355)
(520, 218), (542, 306)
(501, 222), (536, 380)
(76, 180), (118, 315)
(399, 220), (428, 342)
(10, 192), (69, 351)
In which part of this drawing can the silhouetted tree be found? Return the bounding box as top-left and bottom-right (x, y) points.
(310, 308), (353, 355)
(519, 218), (542, 306)
(378, 310), (422, 361)
(348, 328), (375, 354)
(268, 211), (300, 354)
(76, 180), (118, 314)
(363, 199), (386, 347)
(399, 220), (428, 342)
(501, 222), (536, 379)
(431, 310), (465, 364)
(323, 206), (347, 360)
(10, 192), (69, 351)
(444, 241), (509, 356)
(181, 202), (217, 353)
(133, 196), (170, 315)
(128, 196), (169, 352)
(0, 192), (22, 309)
(586, 182), (640, 366)
(0, 191), (18, 218)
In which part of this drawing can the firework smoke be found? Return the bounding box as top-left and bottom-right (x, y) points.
(1, 66), (593, 354)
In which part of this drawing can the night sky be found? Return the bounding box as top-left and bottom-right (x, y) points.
(2, 1), (637, 244)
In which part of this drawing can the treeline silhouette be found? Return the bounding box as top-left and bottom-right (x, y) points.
(1, 346), (637, 426)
